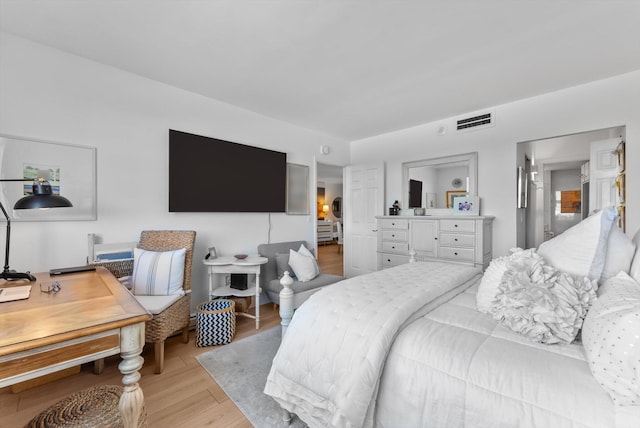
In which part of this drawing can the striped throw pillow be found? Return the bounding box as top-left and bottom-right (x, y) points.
(132, 247), (186, 296)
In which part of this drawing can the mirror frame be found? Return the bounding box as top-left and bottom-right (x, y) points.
(402, 152), (478, 209)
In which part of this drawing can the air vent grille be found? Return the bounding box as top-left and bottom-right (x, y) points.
(456, 112), (493, 131)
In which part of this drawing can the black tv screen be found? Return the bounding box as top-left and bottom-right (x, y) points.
(169, 130), (287, 212)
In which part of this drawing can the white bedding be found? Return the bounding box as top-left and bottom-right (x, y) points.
(265, 260), (640, 428)
(375, 283), (640, 428)
(264, 261), (482, 428)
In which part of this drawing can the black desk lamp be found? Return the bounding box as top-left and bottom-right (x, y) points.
(0, 178), (73, 281)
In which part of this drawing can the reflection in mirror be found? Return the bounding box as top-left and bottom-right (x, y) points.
(402, 152), (477, 210)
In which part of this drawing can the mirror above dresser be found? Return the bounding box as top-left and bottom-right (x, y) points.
(402, 152), (478, 210)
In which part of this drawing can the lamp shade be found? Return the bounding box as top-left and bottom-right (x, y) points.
(13, 180), (73, 209)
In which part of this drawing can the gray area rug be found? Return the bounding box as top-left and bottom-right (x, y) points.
(196, 327), (307, 428)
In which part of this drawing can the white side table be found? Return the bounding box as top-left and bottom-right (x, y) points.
(202, 256), (268, 329)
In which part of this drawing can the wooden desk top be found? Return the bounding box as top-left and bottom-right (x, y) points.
(0, 267), (151, 357)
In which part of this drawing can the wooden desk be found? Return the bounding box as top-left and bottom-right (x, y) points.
(0, 267), (152, 428)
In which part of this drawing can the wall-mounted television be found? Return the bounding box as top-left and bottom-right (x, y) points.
(169, 130), (287, 212)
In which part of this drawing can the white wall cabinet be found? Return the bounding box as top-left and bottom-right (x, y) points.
(377, 216), (494, 270)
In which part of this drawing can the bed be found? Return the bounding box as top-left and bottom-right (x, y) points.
(264, 207), (640, 428)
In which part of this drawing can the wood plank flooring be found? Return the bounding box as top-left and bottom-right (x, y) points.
(0, 247), (343, 427)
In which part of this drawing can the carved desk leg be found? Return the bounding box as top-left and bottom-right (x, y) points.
(279, 271), (294, 337)
(119, 323), (146, 428)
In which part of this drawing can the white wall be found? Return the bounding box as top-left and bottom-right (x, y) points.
(0, 33), (350, 309)
(351, 70), (640, 258)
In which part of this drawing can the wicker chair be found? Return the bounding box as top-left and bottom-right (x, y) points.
(95, 230), (196, 374)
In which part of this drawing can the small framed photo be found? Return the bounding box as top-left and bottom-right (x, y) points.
(453, 196), (479, 215)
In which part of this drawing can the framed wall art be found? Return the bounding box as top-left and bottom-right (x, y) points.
(446, 190), (468, 208)
(453, 196), (479, 215)
(0, 134), (97, 221)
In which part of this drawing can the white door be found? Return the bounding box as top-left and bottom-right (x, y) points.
(344, 163), (384, 278)
(589, 137), (622, 214)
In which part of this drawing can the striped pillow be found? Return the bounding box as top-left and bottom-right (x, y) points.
(132, 248), (186, 296)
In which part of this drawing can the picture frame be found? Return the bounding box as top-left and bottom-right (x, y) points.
(0, 134), (97, 221)
(453, 196), (479, 215)
(446, 190), (468, 208)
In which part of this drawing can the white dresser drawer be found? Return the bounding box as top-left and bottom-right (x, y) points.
(380, 219), (409, 230)
(382, 241), (409, 252)
(438, 247), (475, 262)
(440, 219), (475, 233)
(381, 253), (410, 268)
(382, 230), (409, 242)
(439, 233), (475, 247)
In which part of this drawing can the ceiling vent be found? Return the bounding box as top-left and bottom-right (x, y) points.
(456, 112), (494, 132)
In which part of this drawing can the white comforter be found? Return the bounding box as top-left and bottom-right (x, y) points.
(374, 283), (640, 428)
(264, 261), (482, 428)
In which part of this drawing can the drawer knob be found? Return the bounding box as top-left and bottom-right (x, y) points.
(387, 259), (391, 262)
(454, 224), (459, 228)
(391, 222), (395, 226)
(454, 252), (458, 256)
(454, 238), (458, 242)
(391, 234), (395, 237)
(392, 246), (396, 249)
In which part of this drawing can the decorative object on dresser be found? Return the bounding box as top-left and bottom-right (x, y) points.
(453, 195), (479, 215)
(376, 215), (494, 270)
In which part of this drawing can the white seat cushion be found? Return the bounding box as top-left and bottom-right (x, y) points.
(134, 294), (183, 315)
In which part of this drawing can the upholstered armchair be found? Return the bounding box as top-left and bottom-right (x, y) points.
(94, 230), (196, 374)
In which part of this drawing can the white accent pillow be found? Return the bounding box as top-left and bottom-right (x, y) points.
(600, 226), (636, 285)
(537, 206), (618, 281)
(298, 244), (320, 277)
(132, 247), (186, 296)
(476, 248), (535, 314)
(582, 271), (640, 405)
(489, 251), (597, 344)
(288, 248), (319, 282)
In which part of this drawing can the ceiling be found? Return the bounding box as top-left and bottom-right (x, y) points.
(1, 1), (639, 141)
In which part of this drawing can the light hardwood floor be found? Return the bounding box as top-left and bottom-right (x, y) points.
(0, 247), (343, 427)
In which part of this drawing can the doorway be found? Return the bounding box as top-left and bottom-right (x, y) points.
(317, 162), (344, 275)
(517, 126), (625, 249)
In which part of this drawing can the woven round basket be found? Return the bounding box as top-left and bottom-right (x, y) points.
(195, 299), (236, 347)
(26, 385), (147, 428)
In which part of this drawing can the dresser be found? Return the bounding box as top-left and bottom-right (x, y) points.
(377, 215), (494, 270)
(317, 220), (334, 244)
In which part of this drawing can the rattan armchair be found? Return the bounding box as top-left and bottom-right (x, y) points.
(95, 230), (196, 374)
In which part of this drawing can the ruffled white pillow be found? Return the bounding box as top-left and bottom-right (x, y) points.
(476, 248), (535, 314)
(537, 206), (618, 281)
(582, 271), (640, 405)
(489, 252), (597, 344)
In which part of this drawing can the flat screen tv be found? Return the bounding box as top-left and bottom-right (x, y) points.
(169, 130), (287, 212)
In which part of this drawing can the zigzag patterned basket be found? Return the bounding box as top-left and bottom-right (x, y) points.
(195, 299), (237, 347)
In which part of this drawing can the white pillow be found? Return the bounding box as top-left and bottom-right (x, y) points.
(600, 226), (636, 285)
(582, 271), (640, 405)
(297, 244), (320, 277)
(476, 248), (535, 314)
(132, 247), (186, 296)
(288, 248), (319, 282)
(537, 206), (618, 281)
(489, 252), (596, 344)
